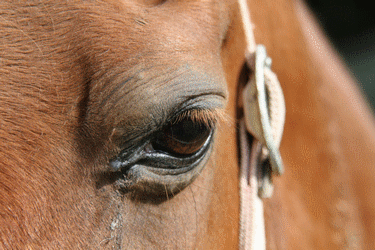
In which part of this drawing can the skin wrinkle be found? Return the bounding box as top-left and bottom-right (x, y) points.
(97, 63), (227, 118)
(99, 66), (184, 119)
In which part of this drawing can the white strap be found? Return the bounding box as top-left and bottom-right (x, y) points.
(237, 0), (286, 250)
(239, 121), (266, 250)
(238, 0), (256, 54)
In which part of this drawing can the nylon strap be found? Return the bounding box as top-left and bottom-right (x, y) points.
(238, 0), (286, 249)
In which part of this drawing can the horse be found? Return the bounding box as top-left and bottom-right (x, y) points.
(1, 0), (375, 249)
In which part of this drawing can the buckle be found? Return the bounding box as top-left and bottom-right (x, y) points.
(242, 45), (286, 198)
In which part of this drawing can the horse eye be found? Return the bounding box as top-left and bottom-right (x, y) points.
(152, 116), (212, 156)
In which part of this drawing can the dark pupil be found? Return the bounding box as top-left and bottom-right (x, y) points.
(170, 119), (208, 143)
(152, 117), (211, 156)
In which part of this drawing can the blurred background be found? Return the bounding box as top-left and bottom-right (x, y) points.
(306, 0), (375, 111)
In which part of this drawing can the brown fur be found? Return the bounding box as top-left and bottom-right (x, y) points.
(0, 1), (232, 248)
(1, 0), (375, 249)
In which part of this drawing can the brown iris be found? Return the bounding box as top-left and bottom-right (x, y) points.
(152, 116), (212, 156)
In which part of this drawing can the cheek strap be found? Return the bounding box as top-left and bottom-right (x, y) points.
(237, 0), (286, 249)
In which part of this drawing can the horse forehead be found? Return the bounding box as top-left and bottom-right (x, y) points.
(73, 0), (230, 42)
(47, 0), (232, 89)
(0, 0), (231, 139)
(67, 1), (231, 122)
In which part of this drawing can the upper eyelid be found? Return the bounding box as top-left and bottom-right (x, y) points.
(107, 91), (226, 152)
(113, 108), (220, 145)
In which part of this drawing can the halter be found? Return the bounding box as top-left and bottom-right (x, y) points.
(237, 0), (286, 249)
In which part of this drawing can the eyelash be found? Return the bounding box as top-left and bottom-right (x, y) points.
(172, 109), (220, 127)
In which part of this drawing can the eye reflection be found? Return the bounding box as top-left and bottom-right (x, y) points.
(152, 115), (212, 156)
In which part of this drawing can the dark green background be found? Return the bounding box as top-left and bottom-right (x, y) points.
(307, 0), (375, 111)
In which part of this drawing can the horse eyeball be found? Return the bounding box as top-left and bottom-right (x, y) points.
(152, 117), (211, 156)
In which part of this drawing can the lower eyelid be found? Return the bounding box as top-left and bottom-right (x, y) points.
(144, 130), (214, 163)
